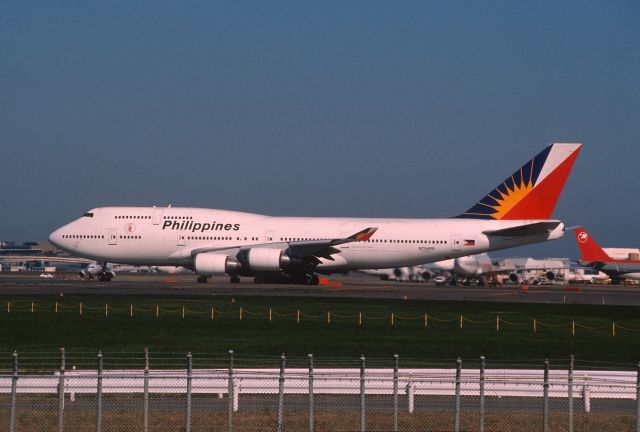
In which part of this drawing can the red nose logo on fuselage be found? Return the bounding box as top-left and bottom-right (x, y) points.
(126, 223), (136, 233)
(578, 231), (589, 244)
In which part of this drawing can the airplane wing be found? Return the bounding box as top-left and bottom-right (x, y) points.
(483, 221), (561, 237)
(187, 227), (378, 263)
(579, 260), (606, 271)
(287, 227), (378, 261)
(0, 255), (95, 264)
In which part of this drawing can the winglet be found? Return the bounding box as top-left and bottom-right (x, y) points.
(348, 227), (378, 242)
(457, 143), (582, 220)
(331, 227), (378, 246)
(573, 228), (611, 261)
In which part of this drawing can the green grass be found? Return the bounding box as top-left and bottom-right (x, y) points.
(2, 294), (640, 368)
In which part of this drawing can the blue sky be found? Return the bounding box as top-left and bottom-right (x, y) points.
(1, 1), (639, 258)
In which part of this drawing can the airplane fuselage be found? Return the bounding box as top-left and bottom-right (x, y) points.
(579, 260), (640, 281)
(50, 207), (564, 273)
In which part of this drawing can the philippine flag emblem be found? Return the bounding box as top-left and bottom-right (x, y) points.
(464, 239), (475, 246)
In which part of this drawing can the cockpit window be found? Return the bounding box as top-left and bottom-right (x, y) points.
(83, 212), (94, 218)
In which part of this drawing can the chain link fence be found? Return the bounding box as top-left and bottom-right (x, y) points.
(0, 350), (639, 431)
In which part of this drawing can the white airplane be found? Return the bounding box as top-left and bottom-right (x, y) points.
(359, 259), (454, 282)
(496, 257), (570, 284)
(48, 143), (581, 284)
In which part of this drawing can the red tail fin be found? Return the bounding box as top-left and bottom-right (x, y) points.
(573, 228), (611, 261)
(458, 143), (582, 220)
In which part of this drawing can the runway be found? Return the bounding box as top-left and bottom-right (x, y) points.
(1, 273), (639, 306)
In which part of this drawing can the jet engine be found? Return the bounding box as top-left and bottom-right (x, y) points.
(508, 273), (520, 283)
(544, 270), (564, 281)
(194, 253), (239, 276)
(245, 248), (291, 271)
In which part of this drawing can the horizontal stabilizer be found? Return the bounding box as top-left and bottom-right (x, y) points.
(483, 221), (561, 237)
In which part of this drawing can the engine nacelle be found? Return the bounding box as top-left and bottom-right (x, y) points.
(246, 248), (290, 271)
(509, 273), (519, 283)
(194, 253), (239, 276)
(545, 271), (556, 281)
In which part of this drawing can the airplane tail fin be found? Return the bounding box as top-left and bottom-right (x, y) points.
(457, 143), (582, 220)
(573, 228), (611, 261)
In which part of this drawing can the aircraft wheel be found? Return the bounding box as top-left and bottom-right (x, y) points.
(104, 273), (113, 282)
(197, 276), (208, 283)
(230, 276), (241, 284)
(254, 277), (263, 284)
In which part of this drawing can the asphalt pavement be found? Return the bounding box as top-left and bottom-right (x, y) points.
(1, 273), (639, 306)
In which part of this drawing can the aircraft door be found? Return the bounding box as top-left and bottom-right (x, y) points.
(108, 229), (117, 245)
(177, 232), (186, 246)
(451, 233), (462, 251)
(265, 231), (274, 242)
(152, 207), (164, 225)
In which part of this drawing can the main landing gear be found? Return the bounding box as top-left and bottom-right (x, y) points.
(97, 273), (112, 282)
(197, 275), (209, 284)
(97, 262), (113, 282)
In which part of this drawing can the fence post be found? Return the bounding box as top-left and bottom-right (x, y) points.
(393, 354), (399, 432)
(455, 357), (461, 432)
(636, 361), (640, 432)
(407, 375), (414, 414)
(9, 351), (18, 432)
(58, 347), (66, 432)
(228, 350), (234, 432)
(543, 359), (549, 432)
(186, 352), (192, 432)
(96, 351), (103, 432)
(360, 355), (366, 432)
(479, 356), (485, 432)
(568, 355), (574, 432)
(143, 348), (149, 432)
(583, 375), (591, 413)
(308, 354), (314, 432)
(277, 354), (286, 432)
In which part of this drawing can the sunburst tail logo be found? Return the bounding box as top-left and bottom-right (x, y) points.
(456, 143), (581, 220)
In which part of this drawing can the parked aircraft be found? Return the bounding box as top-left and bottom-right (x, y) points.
(48, 143), (581, 284)
(573, 228), (640, 283)
(359, 259), (454, 282)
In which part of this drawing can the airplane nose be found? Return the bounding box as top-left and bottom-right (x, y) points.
(48, 229), (62, 248)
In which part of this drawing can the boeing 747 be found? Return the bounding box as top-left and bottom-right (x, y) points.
(49, 143), (581, 284)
